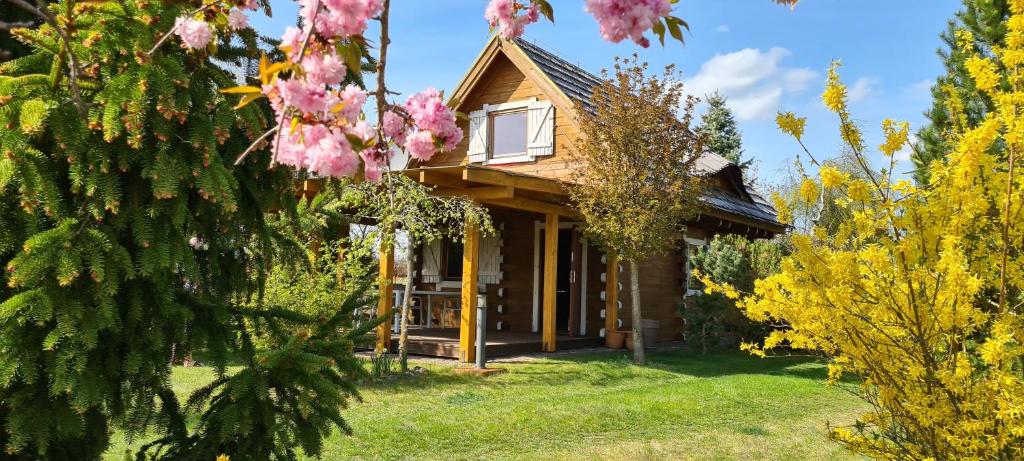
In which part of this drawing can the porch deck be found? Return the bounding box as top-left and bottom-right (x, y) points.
(391, 328), (604, 359)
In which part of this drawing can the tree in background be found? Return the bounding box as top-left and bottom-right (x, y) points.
(570, 55), (706, 366)
(768, 151), (866, 236)
(697, 92), (746, 167)
(913, 0), (1011, 183)
(703, 4), (1024, 452)
(682, 234), (784, 354)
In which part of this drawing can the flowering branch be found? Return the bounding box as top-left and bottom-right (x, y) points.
(146, 1), (219, 55)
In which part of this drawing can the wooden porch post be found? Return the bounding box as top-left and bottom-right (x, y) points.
(542, 213), (559, 352)
(605, 254), (619, 347)
(459, 217), (481, 363)
(376, 240), (395, 353)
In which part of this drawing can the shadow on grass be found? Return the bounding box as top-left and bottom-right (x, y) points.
(471, 350), (839, 389)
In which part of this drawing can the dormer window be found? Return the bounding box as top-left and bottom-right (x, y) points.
(490, 110), (528, 158)
(467, 98), (555, 165)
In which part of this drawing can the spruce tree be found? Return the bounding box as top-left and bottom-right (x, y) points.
(697, 92), (745, 166)
(0, 2), (374, 459)
(913, 0), (1010, 183)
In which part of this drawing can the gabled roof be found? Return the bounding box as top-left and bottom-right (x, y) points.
(442, 36), (785, 234)
(512, 39), (602, 110)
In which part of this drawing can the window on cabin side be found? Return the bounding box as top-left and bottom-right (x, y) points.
(442, 239), (464, 280)
(684, 239), (707, 296)
(489, 110), (528, 158)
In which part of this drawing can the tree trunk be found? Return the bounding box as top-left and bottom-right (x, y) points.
(398, 239), (415, 372)
(629, 259), (645, 365)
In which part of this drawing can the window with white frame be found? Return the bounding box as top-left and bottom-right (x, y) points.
(489, 109), (528, 157)
(683, 236), (708, 297)
(467, 98), (554, 164)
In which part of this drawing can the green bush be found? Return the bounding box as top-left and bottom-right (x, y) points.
(680, 234), (785, 353)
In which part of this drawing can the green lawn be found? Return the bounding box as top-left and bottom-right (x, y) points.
(109, 350), (867, 460)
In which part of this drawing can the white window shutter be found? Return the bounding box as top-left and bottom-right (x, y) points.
(478, 231), (502, 285)
(421, 239), (442, 283)
(527, 100), (555, 158)
(468, 109), (488, 163)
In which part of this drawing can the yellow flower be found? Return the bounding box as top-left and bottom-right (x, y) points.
(965, 56), (1000, 93)
(879, 119), (910, 157)
(771, 191), (792, 224)
(955, 29), (975, 53)
(216, 455), (230, 461)
(799, 178), (820, 203)
(776, 111), (807, 140)
(822, 61), (847, 113)
(819, 165), (846, 189)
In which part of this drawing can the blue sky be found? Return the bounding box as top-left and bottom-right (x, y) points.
(252, 1), (961, 186)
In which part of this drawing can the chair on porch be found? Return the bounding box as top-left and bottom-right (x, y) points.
(439, 296), (461, 329)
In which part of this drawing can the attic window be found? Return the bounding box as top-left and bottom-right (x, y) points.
(467, 98), (554, 164)
(490, 110), (528, 157)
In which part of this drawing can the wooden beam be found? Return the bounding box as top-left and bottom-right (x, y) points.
(376, 240), (395, 353)
(433, 186), (514, 201)
(604, 253), (619, 347)
(463, 168), (567, 196)
(459, 218), (481, 363)
(484, 197), (579, 219)
(419, 170), (470, 189)
(542, 213), (559, 352)
(448, 36), (502, 109)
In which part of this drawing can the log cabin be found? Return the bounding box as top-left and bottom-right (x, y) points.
(377, 36), (785, 362)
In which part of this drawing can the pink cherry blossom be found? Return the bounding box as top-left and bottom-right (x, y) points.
(300, 0), (382, 39)
(382, 110), (407, 144)
(359, 146), (391, 181)
(404, 88), (463, 151)
(348, 120), (377, 144)
(240, 0), (259, 11)
(228, 9), (250, 30)
(174, 17), (214, 49)
(485, 0), (540, 39)
(276, 78), (328, 115)
(404, 131), (437, 161)
(336, 84), (367, 124)
(302, 52), (346, 86)
(584, 0), (671, 47)
(280, 26), (306, 59)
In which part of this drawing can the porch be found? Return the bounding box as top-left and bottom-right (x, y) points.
(390, 328), (603, 359)
(369, 165), (621, 364)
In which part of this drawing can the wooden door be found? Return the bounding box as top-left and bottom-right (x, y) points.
(568, 228), (583, 337)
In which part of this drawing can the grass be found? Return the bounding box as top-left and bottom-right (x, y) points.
(108, 350), (868, 461)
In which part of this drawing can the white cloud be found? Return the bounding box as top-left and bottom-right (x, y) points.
(782, 68), (816, 93)
(715, 24), (730, 33)
(730, 87), (783, 121)
(906, 79), (933, 99)
(684, 47), (816, 121)
(848, 76), (881, 102)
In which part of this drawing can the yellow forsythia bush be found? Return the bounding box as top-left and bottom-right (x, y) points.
(701, 2), (1024, 459)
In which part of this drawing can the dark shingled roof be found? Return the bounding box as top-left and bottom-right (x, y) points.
(513, 39), (603, 109)
(701, 189), (785, 229)
(512, 39), (784, 232)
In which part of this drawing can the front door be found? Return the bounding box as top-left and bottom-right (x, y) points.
(540, 227), (577, 334)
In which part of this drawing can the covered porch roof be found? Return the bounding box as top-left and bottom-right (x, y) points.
(401, 164), (580, 219)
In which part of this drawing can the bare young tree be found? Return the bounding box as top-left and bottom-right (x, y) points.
(569, 55), (706, 365)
